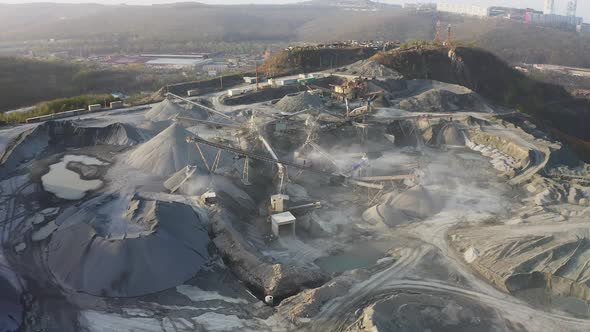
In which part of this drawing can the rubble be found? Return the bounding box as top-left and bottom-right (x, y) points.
(276, 92), (324, 113)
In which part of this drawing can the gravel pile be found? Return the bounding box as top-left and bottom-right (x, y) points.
(47, 195), (210, 297)
(145, 99), (184, 122)
(276, 92), (324, 113)
(397, 89), (484, 113)
(342, 60), (403, 79)
(126, 123), (230, 176)
(437, 123), (466, 146)
(363, 185), (442, 226)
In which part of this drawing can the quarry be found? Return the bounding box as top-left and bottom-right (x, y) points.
(1, 54), (590, 332)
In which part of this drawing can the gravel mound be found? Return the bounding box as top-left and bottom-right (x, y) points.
(276, 92), (324, 113)
(342, 60), (403, 79)
(361, 291), (507, 331)
(145, 99), (191, 122)
(47, 195), (210, 297)
(0, 121), (144, 173)
(437, 123), (466, 146)
(363, 185), (442, 226)
(397, 89), (484, 113)
(91, 123), (145, 146)
(126, 123), (230, 176)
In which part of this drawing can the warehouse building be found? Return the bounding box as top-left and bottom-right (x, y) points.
(437, 2), (490, 17)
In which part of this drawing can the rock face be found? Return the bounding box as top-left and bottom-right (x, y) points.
(363, 185), (443, 226)
(278, 277), (354, 322)
(210, 212), (328, 299)
(126, 123), (230, 177)
(47, 196), (210, 297)
(451, 225), (590, 302)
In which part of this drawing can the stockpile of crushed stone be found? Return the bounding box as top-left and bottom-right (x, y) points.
(397, 89), (483, 113)
(276, 92), (324, 113)
(47, 195), (210, 297)
(363, 185), (442, 226)
(437, 123), (466, 146)
(145, 99), (208, 122)
(126, 123), (231, 176)
(342, 60), (403, 79)
(0, 121), (145, 173)
(90, 123), (146, 146)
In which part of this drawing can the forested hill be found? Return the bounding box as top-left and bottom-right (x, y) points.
(1, 3), (589, 68)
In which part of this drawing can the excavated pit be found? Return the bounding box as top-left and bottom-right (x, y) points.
(0, 121), (145, 176)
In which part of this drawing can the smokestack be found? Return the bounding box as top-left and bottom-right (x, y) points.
(544, 0), (555, 15)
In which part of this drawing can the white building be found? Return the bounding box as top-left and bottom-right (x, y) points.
(271, 212), (296, 237)
(203, 63), (229, 73)
(528, 12), (582, 27)
(145, 58), (211, 68)
(437, 2), (490, 17)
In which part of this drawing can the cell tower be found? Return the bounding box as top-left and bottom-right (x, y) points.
(544, 0), (555, 15)
(566, 0), (577, 17)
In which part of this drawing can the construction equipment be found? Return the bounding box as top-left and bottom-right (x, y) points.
(289, 202), (321, 211)
(259, 134), (287, 193)
(165, 166), (198, 194)
(186, 136), (337, 176)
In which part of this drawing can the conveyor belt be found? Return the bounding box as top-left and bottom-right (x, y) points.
(186, 136), (339, 176)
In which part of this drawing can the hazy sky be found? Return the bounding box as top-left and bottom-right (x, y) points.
(1, 0), (588, 21)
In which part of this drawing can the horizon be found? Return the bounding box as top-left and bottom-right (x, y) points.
(0, 0), (588, 21)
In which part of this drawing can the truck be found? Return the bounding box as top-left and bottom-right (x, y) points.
(110, 101), (123, 109)
(187, 89), (200, 96)
(278, 78), (298, 86)
(88, 104), (101, 112)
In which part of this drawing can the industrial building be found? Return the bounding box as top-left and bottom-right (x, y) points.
(525, 12), (582, 27)
(527, 0), (583, 28)
(437, 2), (490, 17)
(578, 23), (590, 33)
(271, 212), (296, 237)
(145, 58), (212, 68)
(403, 2), (436, 11)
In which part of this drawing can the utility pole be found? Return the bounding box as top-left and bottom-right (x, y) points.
(255, 60), (259, 92)
(444, 24), (452, 46)
(433, 18), (443, 43)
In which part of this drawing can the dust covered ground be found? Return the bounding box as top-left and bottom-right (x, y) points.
(0, 63), (590, 332)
